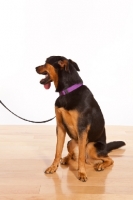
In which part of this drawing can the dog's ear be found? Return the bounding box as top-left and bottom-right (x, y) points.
(69, 59), (80, 71)
(58, 60), (70, 72)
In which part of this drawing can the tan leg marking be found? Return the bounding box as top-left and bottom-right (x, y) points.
(86, 142), (114, 171)
(77, 125), (90, 182)
(45, 107), (66, 174)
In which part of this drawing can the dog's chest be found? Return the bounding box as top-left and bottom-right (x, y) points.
(58, 108), (79, 140)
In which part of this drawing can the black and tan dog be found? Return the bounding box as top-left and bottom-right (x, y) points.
(36, 56), (125, 182)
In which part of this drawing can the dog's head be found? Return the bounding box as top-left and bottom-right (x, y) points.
(36, 56), (81, 91)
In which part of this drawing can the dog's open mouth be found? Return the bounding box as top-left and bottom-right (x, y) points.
(40, 72), (52, 89)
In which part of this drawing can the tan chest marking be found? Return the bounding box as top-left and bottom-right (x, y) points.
(55, 107), (79, 139)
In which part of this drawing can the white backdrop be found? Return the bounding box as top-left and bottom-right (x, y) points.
(0, 0), (133, 125)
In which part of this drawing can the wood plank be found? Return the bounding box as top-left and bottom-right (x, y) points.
(0, 125), (133, 199)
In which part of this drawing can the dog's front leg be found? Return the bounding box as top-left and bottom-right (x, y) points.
(78, 131), (88, 182)
(45, 114), (66, 174)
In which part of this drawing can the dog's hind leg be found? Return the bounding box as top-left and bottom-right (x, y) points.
(86, 142), (114, 171)
(60, 139), (79, 164)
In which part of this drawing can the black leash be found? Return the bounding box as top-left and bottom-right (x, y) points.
(0, 100), (55, 123)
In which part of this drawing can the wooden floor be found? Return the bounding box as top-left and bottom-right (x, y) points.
(0, 125), (133, 200)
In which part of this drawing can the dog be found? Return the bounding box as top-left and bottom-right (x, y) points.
(36, 56), (125, 182)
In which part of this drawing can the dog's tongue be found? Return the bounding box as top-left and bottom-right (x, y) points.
(44, 83), (51, 89)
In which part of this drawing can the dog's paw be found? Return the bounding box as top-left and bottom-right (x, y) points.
(60, 157), (69, 165)
(78, 171), (88, 182)
(94, 163), (105, 171)
(45, 165), (58, 174)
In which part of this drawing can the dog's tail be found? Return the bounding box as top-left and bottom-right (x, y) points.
(107, 141), (126, 153)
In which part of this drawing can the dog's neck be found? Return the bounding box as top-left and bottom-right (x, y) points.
(59, 83), (83, 96)
(56, 68), (83, 93)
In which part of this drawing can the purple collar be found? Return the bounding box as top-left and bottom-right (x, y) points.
(59, 83), (83, 96)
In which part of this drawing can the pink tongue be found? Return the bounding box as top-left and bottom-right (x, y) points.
(44, 82), (51, 89)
